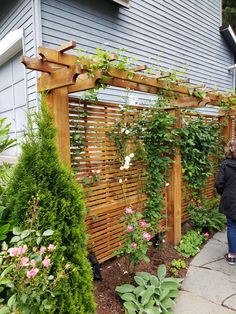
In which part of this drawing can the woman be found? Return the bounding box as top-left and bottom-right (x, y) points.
(216, 139), (236, 266)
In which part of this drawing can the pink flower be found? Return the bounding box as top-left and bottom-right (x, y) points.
(40, 246), (46, 255)
(42, 257), (51, 268)
(48, 244), (56, 252)
(125, 207), (133, 215)
(199, 205), (203, 209)
(143, 232), (152, 241)
(127, 225), (133, 232)
(8, 247), (19, 257)
(139, 220), (147, 228)
(20, 257), (29, 267)
(18, 245), (27, 255)
(26, 268), (39, 279)
(31, 259), (36, 267)
(131, 242), (137, 249)
(204, 232), (209, 238)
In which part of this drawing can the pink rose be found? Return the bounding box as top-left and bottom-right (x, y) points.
(127, 225), (133, 232)
(42, 257), (51, 268)
(125, 207), (133, 215)
(204, 232), (209, 238)
(131, 242), (137, 249)
(48, 244), (56, 252)
(26, 268), (39, 279)
(18, 245), (27, 255)
(20, 257), (29, 267)
(143, 232), (152, 241)
(8, 247), (19, 257)
(31, 259), (36, 267)
(139, 220), (147, 228)
(40, 246), (46, 255)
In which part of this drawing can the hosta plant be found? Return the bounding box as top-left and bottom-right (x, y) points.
(116, 264), (181, 314)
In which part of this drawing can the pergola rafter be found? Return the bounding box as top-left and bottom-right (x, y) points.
(21, 40), (236, 169)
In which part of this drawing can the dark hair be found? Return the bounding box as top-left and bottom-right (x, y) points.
(225, 140), (236, 159)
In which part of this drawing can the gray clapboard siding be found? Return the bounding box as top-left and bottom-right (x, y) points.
(41, 0), (234, 98)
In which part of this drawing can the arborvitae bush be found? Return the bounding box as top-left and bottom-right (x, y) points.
(4, 97), (96, 313)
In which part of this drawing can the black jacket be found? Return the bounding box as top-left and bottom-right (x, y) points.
(216, 158), (236, 220)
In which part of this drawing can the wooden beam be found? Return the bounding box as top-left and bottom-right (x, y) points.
(38, 47), (78, 66)
(56, 41), (76, 52)
(46, 87), (71, 167)
(129, 65), (147, 72)
(38, 64), (81, 91)
(21, 56), (59, 73)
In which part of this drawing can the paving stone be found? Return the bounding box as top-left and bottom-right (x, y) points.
(223, 294), (236, 311)
(181, 266), (236, 305)
(174, 291), (236, 314)
(191, 239), (227, 267)
(213, 229), (227, 244)
(202, 258), (236, 279)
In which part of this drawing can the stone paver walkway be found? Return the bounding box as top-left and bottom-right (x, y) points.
(174, 229), (236, 314)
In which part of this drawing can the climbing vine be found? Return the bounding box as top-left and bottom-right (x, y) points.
(109, 97), (177, 231)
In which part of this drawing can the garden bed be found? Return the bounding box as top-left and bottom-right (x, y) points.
(94, 242), (192, 314)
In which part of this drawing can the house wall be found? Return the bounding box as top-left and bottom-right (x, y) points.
(41, 0), (234, 104)
(0, 0), (38, 158)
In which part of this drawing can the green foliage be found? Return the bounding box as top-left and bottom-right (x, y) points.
(109, 97), (177, 231)
(116, 264), (181, 314)
(115, 209), (152, 273)
(176, 230), (205, 258)
(222, 0), (236, 32)
(169, 259), (186, 277)
(0, 118), (16, 154)
(185, 197), (226, 232)
(0, 224), (60, 313)
(3, 97), (95, 313)
(179, 115), (221, 198)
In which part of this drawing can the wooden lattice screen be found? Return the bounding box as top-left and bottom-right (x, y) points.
(68, 97), (233, 262)
(68, 97), (168, 262)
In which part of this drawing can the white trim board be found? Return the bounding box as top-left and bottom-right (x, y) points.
(0, 28), (23, 66)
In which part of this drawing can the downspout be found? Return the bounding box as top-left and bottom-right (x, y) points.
(228, 63), (236, 94)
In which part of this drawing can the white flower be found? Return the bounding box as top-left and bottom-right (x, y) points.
(97, 170), (101, 174)
(125, 178), (127, 181)
(92, 170), (95, 173)
(125, 156), (131, 162)
(165, 182), (170, 187)
(141, 128), (145, 132)
(123, 164), (129, 170)
(125, 129), (130, 135)
(121, 128), (125, 133)
(120, 166), (124, 170)
(119, 178), (123, 183)
(129, 153), (134, 158)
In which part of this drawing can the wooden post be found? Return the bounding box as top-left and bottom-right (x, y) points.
(219, 113), (232, 143)
(46, 87), (71, 167)
(166, 109), (182, 245)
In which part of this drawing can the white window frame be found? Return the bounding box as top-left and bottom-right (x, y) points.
(0, 28), (24, 67)
(111, 0), (130, 8)
(0, 28), (25, 164)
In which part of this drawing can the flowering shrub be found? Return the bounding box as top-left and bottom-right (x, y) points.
(185, 197), (226, 232)
(115, 208), (152, 273)
(0, 227), (69, 313)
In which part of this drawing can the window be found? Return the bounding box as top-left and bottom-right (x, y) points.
(111, 0), (130, 8)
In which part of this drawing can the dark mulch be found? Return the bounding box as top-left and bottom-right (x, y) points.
(94, 241), (192, 314)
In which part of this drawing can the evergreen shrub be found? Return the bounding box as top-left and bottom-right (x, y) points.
(4, 97), (96, 313)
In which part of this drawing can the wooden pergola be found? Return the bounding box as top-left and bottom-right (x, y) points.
(21, 41), (235, 248)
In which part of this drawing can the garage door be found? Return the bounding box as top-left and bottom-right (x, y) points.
(0, 51), (26, 158)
